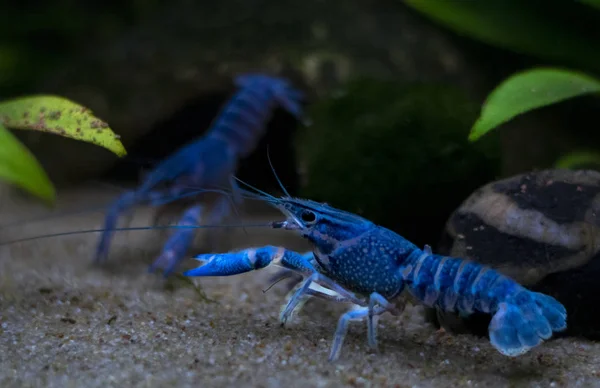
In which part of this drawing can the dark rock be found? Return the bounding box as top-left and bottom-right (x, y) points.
(431, 169), (600, 340)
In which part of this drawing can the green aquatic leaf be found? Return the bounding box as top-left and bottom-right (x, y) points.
(469, 68), (600, 142)
(403, 0), (600, 72)
(0, 123), (55, 203)
(578, 0), (600, 11)
(554, 151), (600, 169)
(0, 95), (126, 157)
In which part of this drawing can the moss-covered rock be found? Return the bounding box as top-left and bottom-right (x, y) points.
(297, 78), (501, 247)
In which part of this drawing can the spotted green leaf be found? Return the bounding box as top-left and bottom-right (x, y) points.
(0, 95), (126, 157)
(0, 122), (55, 203)
(469, 68), (600, 142)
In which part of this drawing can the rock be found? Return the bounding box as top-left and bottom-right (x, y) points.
(431, 169), (600, 340)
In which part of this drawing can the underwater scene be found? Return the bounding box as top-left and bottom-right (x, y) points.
(2, 1), (600, 387)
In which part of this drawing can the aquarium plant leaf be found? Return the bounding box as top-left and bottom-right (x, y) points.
(554, 151), (600, 170)
(469, 68), (600, 142)
(578, 0), (600, 11)
(0, 122), (55, 204)
(403, 0), (600, 72)
(0, 95), (126, 157)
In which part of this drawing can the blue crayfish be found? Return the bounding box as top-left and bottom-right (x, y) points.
(183, 181), (568, 361)
(95, 73), (306, 277)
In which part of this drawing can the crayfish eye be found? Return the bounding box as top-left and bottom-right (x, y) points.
(300, 210), (317, 224)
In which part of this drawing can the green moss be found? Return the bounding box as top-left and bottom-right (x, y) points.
(297, 78), (501, 246)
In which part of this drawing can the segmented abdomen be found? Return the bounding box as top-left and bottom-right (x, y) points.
(208, 81), (281, 157)
(401, 249), (521, 315)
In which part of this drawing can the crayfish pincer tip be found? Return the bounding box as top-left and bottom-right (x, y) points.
(182, 267), (206, 277)
(192, 254), (210, 262)
(183, 252), (256, 277)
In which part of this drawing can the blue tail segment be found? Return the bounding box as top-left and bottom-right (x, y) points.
(489, 291), (566, 356)
(233, 73), (305, 122)
(532, 292), (567, 331)
(401, 247), (567, 356)
(234, 74), (305, 119)
(212, 74), (306, 157)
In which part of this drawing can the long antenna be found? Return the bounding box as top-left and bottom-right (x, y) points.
(0, 222), (271, 246)
(0, 187), (236, 230)
(266, 145), (291, 197)
(232, 176), (277, 201)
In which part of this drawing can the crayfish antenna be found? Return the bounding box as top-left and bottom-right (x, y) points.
(266, 145), (291, 198)
(0, 222), (271, 247)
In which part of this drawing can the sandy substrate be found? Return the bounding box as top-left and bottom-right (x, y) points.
(1, 184), (600, 388)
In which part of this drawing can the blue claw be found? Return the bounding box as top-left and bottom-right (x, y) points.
(183, 246), (303, 277)
(184, 251), (259, 277)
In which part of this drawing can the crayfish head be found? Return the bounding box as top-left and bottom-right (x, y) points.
(274, 197), (374, 254)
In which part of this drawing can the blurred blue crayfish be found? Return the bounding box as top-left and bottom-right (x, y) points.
(94, 73), (307, 277)
(182, 179), (568, 361)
